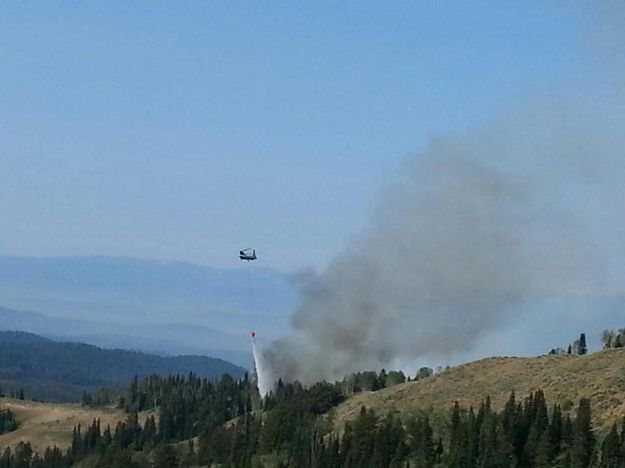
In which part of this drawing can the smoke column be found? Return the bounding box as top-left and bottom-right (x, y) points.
(262, 3), (625, 387)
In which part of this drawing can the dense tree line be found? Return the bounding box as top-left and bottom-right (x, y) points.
(6, 372), (625, 467)
(342, 370), (407, 394)
(0, 387), (25, 401)
(0, 443), (67, 468)
(0, 406), (17, 434)
(445, 390), (595, 467)
(119, 373), (253, 442)
(80, 367), (413, 441)
(81, 389), (116, 408)
(194, 389), (622, 467)
(340, 367), (440, 395)
(0, 330), (243, 402)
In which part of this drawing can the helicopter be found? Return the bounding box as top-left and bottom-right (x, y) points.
(239, 248), (257, 261)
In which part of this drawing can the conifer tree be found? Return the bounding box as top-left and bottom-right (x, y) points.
(0, 407), (17, 435)
(560, 414), (574, 456)
(477, 410), (498, 467)
(578, 333), (588, 355)
(571, 398), (594, 467)
(421, 415), (435, 463)
(550, 404), (563, 453)
(492, 419), (515, 467)
(467, 407), (480, 465)
(600, 423), (621, 467)
(154, 444), (178, 468)
(619, 418), (625, 463)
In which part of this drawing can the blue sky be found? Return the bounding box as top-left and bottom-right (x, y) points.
(0, 2), (586, 271)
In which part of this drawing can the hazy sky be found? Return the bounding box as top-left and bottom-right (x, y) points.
(0, 2), (587, 271)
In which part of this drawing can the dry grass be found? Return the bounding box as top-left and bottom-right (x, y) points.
(333, 349), (625, 431)
(4, 350), (625, 452)
(0, 398), (132, 453)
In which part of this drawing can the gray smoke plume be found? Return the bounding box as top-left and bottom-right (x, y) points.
(261, 3), (625, 386)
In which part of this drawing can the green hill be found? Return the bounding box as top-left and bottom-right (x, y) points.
(0, 331), (245, 402)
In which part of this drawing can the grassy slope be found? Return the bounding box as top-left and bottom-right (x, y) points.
(0, 397), (150, 453)
(5, 349), (625, 452)
(333, 349), (625, 430)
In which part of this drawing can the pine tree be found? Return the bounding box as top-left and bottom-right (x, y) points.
(561, 414), (573, 453)
(102, 425), (112, 448)
(467, 407), (480, 465)
(142, 415), (157, 447)
(153, 443), (178, 468)
(619, 418), (625, 464)
(0, 447), (11, 468)
(450, 401), (462, 446)
(378, 369), (388, 389)
(0, 407), (17, 435)
(571, 398), (594, 467)
(82, 391), (93, 406)
(421, 415), (435, 463)
(600, 423), (620, 467)
(72, 424), (83, 457)
(371, 412), (404, 468)
(345, 406), (378, 468)
(535, 429), (556, 467)
(477, 410), (497, 467)
(550, 404), (563, 454)
(12, 442), (33, 468)
(502, 391), (517, 440)
(492, 420), (516, 468)
(578, 333), (588, 355)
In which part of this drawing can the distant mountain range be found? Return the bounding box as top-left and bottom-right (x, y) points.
(0, 256), (298, 366)
(0, 331), (245, 402)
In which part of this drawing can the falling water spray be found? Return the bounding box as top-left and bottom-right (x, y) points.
(251, 331), (272, 396)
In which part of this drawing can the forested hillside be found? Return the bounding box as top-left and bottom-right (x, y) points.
(5, 345), (625, 466)
(0, 331), (244, 402)
(1, 374), (623, 467)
